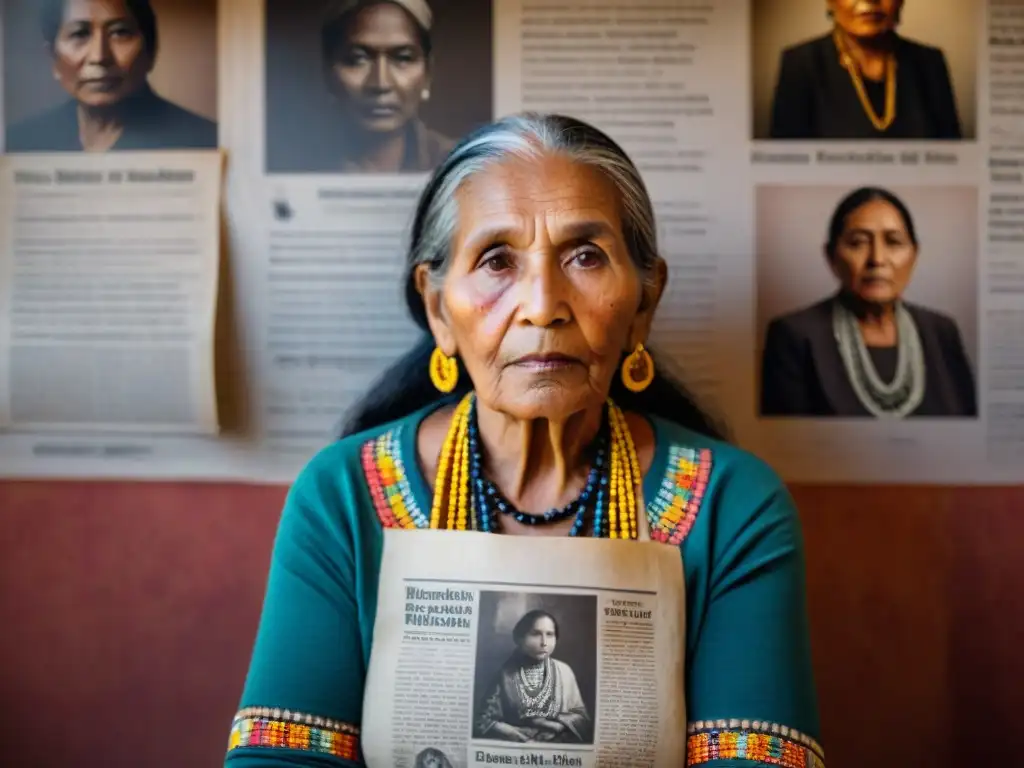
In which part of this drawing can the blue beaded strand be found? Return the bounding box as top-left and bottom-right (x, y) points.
(467, 398), (609, 536)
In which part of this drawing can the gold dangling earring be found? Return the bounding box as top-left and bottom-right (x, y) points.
(621, 343), (655, 393)
(429, 347), (459, 393)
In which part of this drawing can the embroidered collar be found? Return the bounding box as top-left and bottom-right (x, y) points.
(361, 420), (712, 546)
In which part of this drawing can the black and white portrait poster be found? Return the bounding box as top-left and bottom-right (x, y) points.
(472, 591), (597, 745)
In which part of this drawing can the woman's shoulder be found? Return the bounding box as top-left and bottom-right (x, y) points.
(142, 94), (218, 147)
(779, 32), (833, 61)
(551, 657), (579, 677)
(417, 121), (458, 167)
(5, 101), (78, 151)
(647, 416), (793, 542)
(904, 300), (956, 326)
(767, 297), (835, 334)
(894, 34), (948, 60)
(904, 301), (965, 347)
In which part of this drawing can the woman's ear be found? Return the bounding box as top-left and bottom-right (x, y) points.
(415, 263), (456, 355)
(629, 257), (668, 345)
(419, 52), (435, 102)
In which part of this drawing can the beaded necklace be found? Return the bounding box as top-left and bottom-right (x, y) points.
(833, 29), (897, 132)
(469, 399), (607, 535)
(431, 392), (640, 538)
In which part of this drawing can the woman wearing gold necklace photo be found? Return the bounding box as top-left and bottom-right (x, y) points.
(768, 0), (963, 140)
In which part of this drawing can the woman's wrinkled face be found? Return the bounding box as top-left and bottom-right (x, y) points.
(828, 198), (917, 306)
(421, 153), (664, 421)
(518, 616), (557, 661)
(51, 0), (151, 107)
(828, 0), (903, 39)
(328, 3), (429, 135)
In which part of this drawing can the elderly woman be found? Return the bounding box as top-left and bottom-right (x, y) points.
(5, 0), (217, 152)
(760, 186), (977, 418)
(769, 0), (961, 139)
(319, 0), (454, 173)
(474, 610), (591, 744)
(226, 114), (824, 767)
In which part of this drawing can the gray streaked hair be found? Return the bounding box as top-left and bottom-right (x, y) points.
(404, 112), (660, 330)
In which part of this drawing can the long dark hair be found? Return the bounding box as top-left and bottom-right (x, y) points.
(339, 113), (727, 441)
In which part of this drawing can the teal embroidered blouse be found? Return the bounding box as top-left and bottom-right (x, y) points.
(226, 404), (824, 767)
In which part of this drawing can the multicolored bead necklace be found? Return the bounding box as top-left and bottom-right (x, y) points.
(431, 392), (640, 538)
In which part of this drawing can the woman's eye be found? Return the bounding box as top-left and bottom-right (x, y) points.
(341, 49), (369, 65)
(571, 246), (605, 268)
(480, 250), (513, 273)
(392, 49), (419, 64)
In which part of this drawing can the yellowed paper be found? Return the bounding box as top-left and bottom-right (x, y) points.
(362, 530), (686, 768)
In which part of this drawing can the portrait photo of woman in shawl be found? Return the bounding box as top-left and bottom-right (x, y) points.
(473, 596), (596, 745)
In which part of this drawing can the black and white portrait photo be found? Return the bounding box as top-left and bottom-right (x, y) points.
(472, 592), (596, 745)
(264, 0), (494, 174)
(3, 0), (218, 152)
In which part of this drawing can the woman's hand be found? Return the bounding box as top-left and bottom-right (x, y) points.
(507, 727), (532, 742)
(490, 722), (532, 742)
(527, 717), (566, 734)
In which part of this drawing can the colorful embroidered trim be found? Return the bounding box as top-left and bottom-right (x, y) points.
(362, 427), (428, 529)
(647, 445), (712, 545)
(686, 719), (825, 767)
(363, 426), (714, 543)
(227, 708), (359, 761)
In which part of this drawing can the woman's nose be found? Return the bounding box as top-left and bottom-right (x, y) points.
(85, 31), (113, 64)
(517, 259), (571, 328)
(865, 238), (886, 266)
(367, 58), (394, 91)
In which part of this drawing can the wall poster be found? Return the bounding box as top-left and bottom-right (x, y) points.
(1, 0), (1023, 485)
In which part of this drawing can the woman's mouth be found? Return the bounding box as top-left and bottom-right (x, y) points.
(80, 76), (123, 91)
(511, 354), (581, 372)
(365, 104), (401, 117)
(855, 10), (889, 22)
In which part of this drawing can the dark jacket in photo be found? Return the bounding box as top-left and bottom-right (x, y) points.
(768, 33), (962, 140)
(760, 296), (977, 418)
(5, 86), (218, 152)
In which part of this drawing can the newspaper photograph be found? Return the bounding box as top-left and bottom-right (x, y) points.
(361, 530), (686, 768)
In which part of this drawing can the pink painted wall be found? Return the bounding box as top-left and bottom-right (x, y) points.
(1, 480), (1020, 768)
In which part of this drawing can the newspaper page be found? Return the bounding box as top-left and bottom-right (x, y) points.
(0, 0), (249, 478)
(361, 530), (686, 768)
(0, 151), (222, 435)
